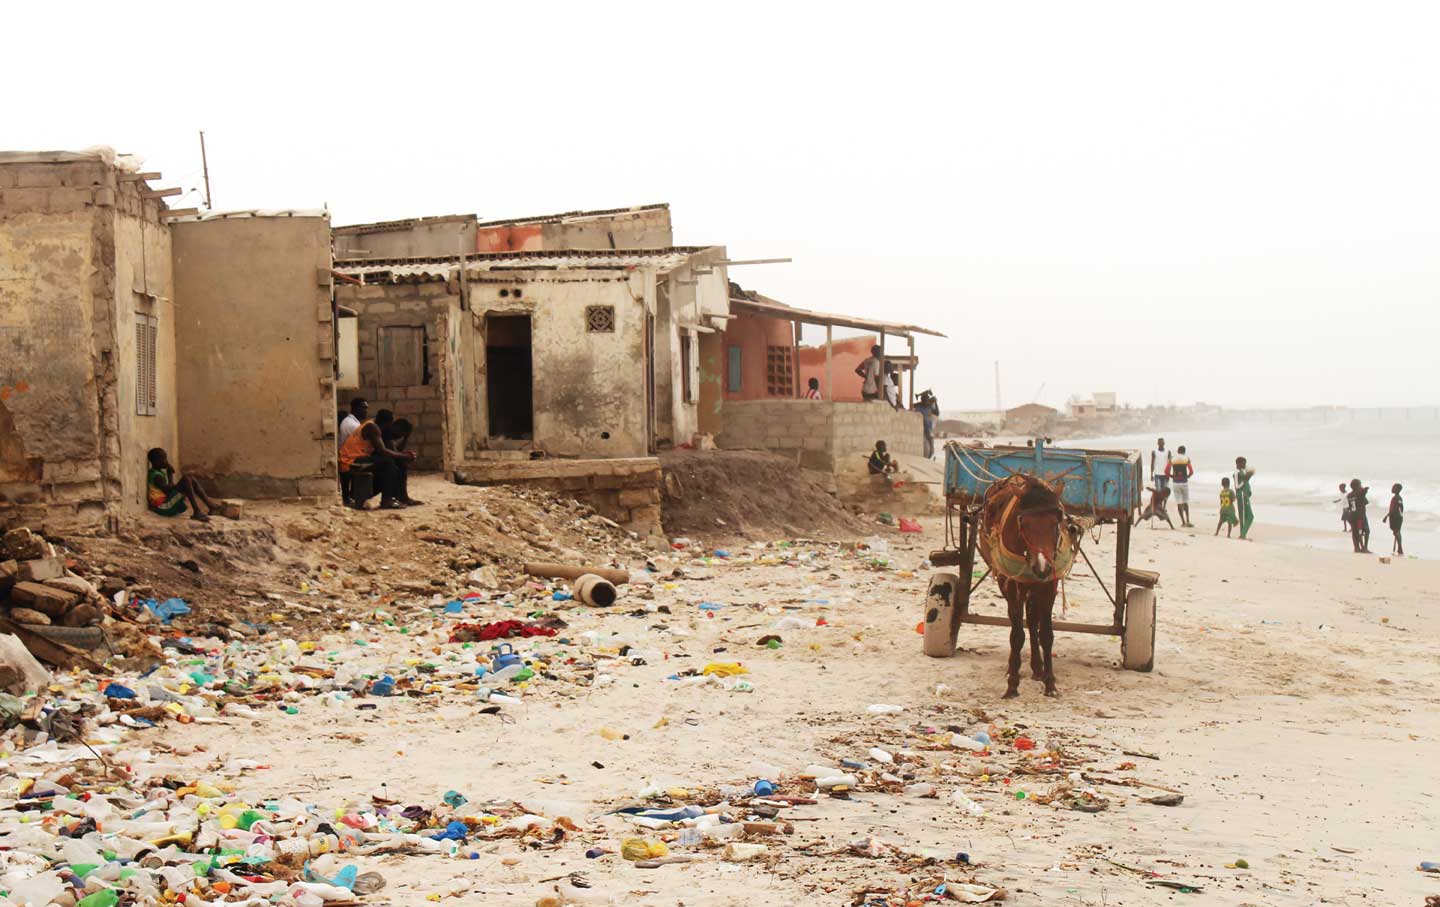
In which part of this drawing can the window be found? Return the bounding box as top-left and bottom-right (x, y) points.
(765, 345), (795, 397)
(135, 313), (158, 416)
(680, 332), (695, 404)
(726, 346), (742, 393)
(378, 325), (428, 386)
(586, 305), (615, 333)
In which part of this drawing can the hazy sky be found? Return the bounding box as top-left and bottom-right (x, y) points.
(8, 3), (1437, 410)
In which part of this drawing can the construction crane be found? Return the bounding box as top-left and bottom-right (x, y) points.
(1032, 381), (1046, 404)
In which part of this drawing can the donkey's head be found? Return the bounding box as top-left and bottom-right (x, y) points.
(1015, 477), (1067, 580)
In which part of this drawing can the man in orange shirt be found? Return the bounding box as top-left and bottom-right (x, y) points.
(338, 409), (416, 509)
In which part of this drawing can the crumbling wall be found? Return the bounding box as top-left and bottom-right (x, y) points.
(172, 215), (337, 498)
(0, 157), (115, 527)
(335, 281), (453, 470)
(476, 206), (673, 253)
(333, 214), (475, 260)
(454, 457), (663, 540)
(465, 271), (648, 459)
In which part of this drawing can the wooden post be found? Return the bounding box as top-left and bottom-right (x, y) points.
(792, 320), (801, 397)
(908, 335), (916, 409)
(198, 130), (212, 210)
(824, 324), (833, 400)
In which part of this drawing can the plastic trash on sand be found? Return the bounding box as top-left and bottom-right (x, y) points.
(867, 703), (904, 714)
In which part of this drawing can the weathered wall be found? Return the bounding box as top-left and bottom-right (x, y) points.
(476, 206), (673, 253)
(113, 209), (177, 510)
(466, 271), (650, 459)
(334, 215), (475, 260)
(172, 215), (337, 498)
(716, 399), (924, 472)
(0, 154), (170, 527)
(454, 457), (663, 539)
(332, 282), (454, 471)
(696, 332), (723, 436)
(655, 249), (727, 444)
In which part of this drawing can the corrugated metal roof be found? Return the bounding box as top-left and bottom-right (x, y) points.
(476, 203), (668, 228)
(729, 293), (946, 339)
(334, 246), (713, 282)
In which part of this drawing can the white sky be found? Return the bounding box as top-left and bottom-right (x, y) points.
(8, 2), (1437, 410)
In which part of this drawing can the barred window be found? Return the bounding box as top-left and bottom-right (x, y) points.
(765, 345), (795, 397)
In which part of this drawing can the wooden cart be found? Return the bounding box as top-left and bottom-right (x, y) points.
(922, 439), (1159, 671)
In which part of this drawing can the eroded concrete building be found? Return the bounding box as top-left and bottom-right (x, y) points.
(0, 150), (339, 529)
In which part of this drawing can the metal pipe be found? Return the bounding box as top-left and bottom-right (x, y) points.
(524, 562), (630, 585)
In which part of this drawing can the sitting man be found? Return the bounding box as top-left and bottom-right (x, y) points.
(867, 439), (900, 476)
(382, 416), (423, 506)
(338, 409), (417, 509)
(147, 448), (217, 522)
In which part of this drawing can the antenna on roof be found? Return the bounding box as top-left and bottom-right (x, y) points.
(198, 131), (212, 210)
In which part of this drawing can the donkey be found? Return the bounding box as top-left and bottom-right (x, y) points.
(977, 475), (1075, 698)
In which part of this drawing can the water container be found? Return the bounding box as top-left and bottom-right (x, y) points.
(491, 644), (522, 672)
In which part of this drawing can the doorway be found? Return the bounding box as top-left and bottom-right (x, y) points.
(485, 314), (533, 441)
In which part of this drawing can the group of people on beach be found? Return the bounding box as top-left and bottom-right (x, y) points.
(1335, 480), (1404, 556)
(1141, 437), (1404, 556)
(1141, 437), (1255, 538)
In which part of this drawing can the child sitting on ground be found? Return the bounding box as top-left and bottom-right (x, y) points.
(147, 448), (216, 522)
(1215, 477), (1238, 537)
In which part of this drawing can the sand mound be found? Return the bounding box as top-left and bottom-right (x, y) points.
(659, 449), (859, 541)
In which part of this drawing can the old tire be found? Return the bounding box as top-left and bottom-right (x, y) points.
(26, 625), (106, 651)
(923, 570), (965, 657)
(1121, 587), (1156, 672)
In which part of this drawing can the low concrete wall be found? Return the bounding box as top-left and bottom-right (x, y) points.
(454, 457), (662, 540)
(716, 400), (924, 472)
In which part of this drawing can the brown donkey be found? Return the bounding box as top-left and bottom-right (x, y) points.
(977, 475), (1076, 698)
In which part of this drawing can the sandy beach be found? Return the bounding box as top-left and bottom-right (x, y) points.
(97, 475), (1435, 906)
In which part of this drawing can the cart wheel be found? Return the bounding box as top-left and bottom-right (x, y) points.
(1122, 587), (1156, 672)
(923, 570), (965, 658)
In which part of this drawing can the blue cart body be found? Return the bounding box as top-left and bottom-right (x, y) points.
(943, 439), (1143, 520)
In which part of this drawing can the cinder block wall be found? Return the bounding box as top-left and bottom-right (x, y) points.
(831, 403), (925, 473)
(716, 400), (836, 469)
(717, 399), (924, 473)
(338, 283), (454, 470)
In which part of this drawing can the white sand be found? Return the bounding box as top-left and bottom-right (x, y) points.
(159, 479), (1440, 905)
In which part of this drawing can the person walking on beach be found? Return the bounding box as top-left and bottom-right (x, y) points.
(1334, 483), (1353, 534)
(1382, 483), (1404, 556)
(1347, 479), (1371, 554)
(1168, 445), (1194, 527)
(1215, 477), (1238, 537)
(1151, 438), (1171, 492)
(1233, 456), (1255, 539)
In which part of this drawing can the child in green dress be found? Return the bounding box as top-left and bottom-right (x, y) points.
(147, 448), (216, 521)
(1215, 477), (1238, 537)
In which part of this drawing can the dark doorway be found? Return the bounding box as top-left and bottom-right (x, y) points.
(486, 314), (533, 440)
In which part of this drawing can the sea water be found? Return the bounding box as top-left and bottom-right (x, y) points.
(1063, 419), (1439, 559)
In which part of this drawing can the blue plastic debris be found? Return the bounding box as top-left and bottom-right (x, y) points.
(429, 820), (468, 841)
(753, 780), (776, 797)
(443, 790), (468, 808)
(102, 683), (136, 699)
(444, 600), (464, 614)
(370, 675), (396, 696)
(143, 597), (191, 624)
(698, 602), (725, 611)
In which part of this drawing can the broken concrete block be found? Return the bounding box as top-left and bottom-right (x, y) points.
(44, 576), (97, 599)
(7, 607), (52, 626)
(18, 557), (66, 583)
(0, 560), (16, 596)
(9, 582), (79, 618)
(217, 499), (244, 520)
(60, 602), (101, 627)
(0, 633), (51, 695)
(2, 528), (52, 561)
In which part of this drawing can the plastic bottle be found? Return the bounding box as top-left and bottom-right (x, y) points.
(723, 842), (769, 862)
(76, 890), (119, 907)
(868, 748), (894, 764)
(949, 790), (986, 816)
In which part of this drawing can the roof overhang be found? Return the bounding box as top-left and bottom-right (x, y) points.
(728, 294), (945, 339)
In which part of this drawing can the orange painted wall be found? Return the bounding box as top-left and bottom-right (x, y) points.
(721, 312), (796, 401)
(798, 335), (877, 403)
(476, 224), (544, 253)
